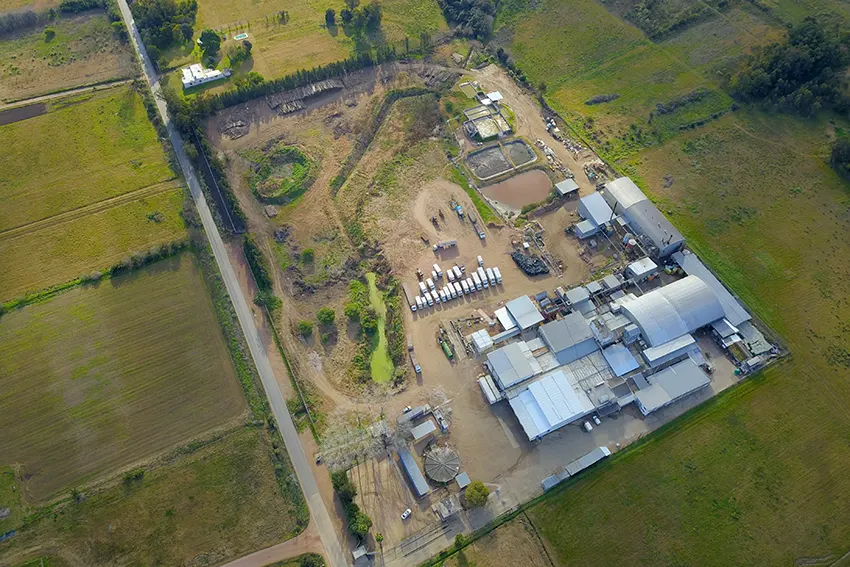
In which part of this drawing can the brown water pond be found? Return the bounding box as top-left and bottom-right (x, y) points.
(481, 169), (552, 210)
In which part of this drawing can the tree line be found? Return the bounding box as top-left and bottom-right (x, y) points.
(128, 0), (198, 68)
(437, 0), (495, 40)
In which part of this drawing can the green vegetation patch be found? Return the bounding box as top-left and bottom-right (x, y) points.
(0, 87), (174, 232)
(0, 254), (247, 503)
(0, 466), (23, 535)
(246, 144), (316, 204)
(366, 272), (393, 384)
(1, 427), (304, 566)
(446, 165), (500, 225)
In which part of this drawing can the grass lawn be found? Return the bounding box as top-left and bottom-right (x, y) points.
(0, 87), (174, 232)
(465, 0), (850, 564)
(0, 427), (304, 566)
(0, 253), (247, 503)
(0, 183), (186, 301)
(0, 12), (134, 102)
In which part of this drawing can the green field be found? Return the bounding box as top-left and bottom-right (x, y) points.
(0, 12), (134, 102)
(468, 0), (850, 564)
(0, 254), (247, 503)
(0, 183), (185, 301)
(167, 0), (446, 87)
(0, 427), (303, 566)
(0, 88), (174, 232)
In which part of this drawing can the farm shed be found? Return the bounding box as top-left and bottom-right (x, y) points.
(398, 446), (430, 497)
(508, 368), (596, 441)
(538, 312), (599, 365)
(555, 179), (580, 197)
(410, 419), (437, 442)
(634, 358), (711, 415)
(620, 276), (725, 347)
(505, 295), (544, 330)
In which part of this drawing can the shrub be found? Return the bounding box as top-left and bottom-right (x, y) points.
(464, 480), (490, 508)
(43, 26), (55, 41)
(298, 320), (314, 337)
(360, 307), (378, 333)
(243, 234), (273, 291)
(344, 302), (361, 320)
(302, 248), (315, 263)
(254, 290), (282, 311)
(830, 139), (850, 178)
(316, 307), (335, 326)
(199, 28), (221, 57)
(325, 7), (335, 25)
(455, 533), (467, 548)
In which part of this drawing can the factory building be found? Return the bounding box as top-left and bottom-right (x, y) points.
(602, 177), (685, 258)
(539, 312), (599, 365)
(508, 367), (596, 441)
(633, 358), (711, 415)
(575, 192), (615, 239)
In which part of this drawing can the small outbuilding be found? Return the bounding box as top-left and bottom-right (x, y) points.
(555, 179), (580, 197)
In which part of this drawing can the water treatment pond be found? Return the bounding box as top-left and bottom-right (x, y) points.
(481, 170), (552, 211)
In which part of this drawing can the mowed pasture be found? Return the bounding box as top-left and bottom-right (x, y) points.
(0, 254), (247, 503)
(478, 0), (850, 565)
(0, 183), (185, 300)
(0, 427), (303, 566)
(0, 88), (174, 232)
(0, 11), (134, 102)
(169, 0), (446, 82)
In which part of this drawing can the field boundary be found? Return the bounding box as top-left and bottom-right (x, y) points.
(0, 180), (179, 239)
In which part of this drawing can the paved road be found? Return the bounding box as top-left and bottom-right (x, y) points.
(113, 6), (349, 567)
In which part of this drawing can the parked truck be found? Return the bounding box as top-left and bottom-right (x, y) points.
(477, 267), (489, 288)
(454, 282), (462, 297)
(469, 213), (485, 239)
(433, 263), (443, 278)
(493, 267), (502, 284)
(453, 265), (463, 280)
(408, 344), (421, 374)
(472, 272), (483, 290)
(415, 296), (423, 310)
(424, 291), (434, 306)
(433, 240), (457, 252)
(426, 278), (435, 291)
(419, 281), (427, 295)
(403, 283), (417, 311)
(486, 267), (496, 286)
(466, 277), (476, 293)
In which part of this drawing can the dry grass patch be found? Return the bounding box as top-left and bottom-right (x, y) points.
(443, 515), (552, 567)
(0, 12), (134, 102)
(0, 254), (247, 503)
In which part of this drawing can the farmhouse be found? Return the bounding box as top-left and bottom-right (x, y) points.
(181, 64), (227, 89)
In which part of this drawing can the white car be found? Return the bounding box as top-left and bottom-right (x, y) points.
(592, 415), (601, 426)
(401, 508), (412, 520)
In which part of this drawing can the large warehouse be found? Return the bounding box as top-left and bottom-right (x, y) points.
(602, 177), (685, 257)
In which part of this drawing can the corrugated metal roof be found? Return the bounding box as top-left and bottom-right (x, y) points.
(642, 333), (697, 367)
(506, 296), (544, 330)
(508, 368), (595, 440)
(627, 257), (658, 278)
(602, 343), (640, 377)
(565, 446), (611, 476)
(672, 250), (751, 326)
(398, 446), (430, 497)
(410, 419), (437, 441)
(579, 192), (614, 227)
(634, 358), (709, 415)
(621, 276), (724, 346)
(575, 219), (599, 238)
(603, 177), (647, 210)
(625, 201), (684, 256)
(487, 342), (535, 389)
(565, 286), (590, 305)
(494, 306), (517, 331)
(555, 179), (579, 196)
(539, 313), (599, 365)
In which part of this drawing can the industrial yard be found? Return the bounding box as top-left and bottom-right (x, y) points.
(204, 59), (776, 565)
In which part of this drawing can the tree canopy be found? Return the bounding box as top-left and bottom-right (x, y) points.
(464, 480), (490, 508)
(199, 28), (221, 57)
(732, 16), (850, 115)
(437, 0), (495, 39)
(130, 0), (197, 51)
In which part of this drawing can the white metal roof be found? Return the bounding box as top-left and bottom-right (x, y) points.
(565, 446), (611, 476)
(603, 177), (647, 211)
(642, 333), (697, 367)
(487, 342), (537, 389)
(565, 286), (590, 305)
(410, 419), (437, 441)
(672, 250), (751, 326)
(508, 368), (595, 440)
(555, 179), (579, 196)
(579, 192), (614, 227)
(539, 313), (599, 365)
(620, 276), (724, 347)
(634, 358), (710, 415)
(506, 296), (544, 330)
(468, 329), (494, 353)
(494, 306), (517, 331)
(486, 91), (503, 101)
(602, 343), (640, 376)
(627, 257), (658, 278)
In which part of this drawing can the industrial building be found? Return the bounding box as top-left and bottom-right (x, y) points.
(575, 192), (615, 238)
(633, 358), (711, 415)
(508, 367), (596, 440)
(601, 177), (685, 257)
(555, 178), (580, 198)
(538, 312), (599, 365)
(398, 446), (430, 497)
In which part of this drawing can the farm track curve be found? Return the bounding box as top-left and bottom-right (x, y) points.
(0, 180), (178, 241)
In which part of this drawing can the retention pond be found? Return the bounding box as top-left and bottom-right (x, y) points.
(481, 169), (552, 211)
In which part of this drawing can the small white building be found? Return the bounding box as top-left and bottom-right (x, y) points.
(181, 63), (226, 89)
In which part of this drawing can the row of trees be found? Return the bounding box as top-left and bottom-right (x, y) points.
(331, 470), (373, 538)
(731, 16), (850, 115)
(324, 1), (382, 32)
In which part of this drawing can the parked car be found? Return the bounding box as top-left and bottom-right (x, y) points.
(583, 421), (593, 432)
(401, 508), (412, 520)
(592, 415), (601, 426)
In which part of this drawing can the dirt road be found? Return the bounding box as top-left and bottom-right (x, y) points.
(0, 78), (133, 110)
(219, 522), (324, 567)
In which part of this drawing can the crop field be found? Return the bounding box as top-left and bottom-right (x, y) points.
(0, 88), (173, 231)
(169, 0), (446, 83)
(0, 183), (185, 301)
(0, 12), (134, 102)
(0, 0), (57, 11)
(0, 427), (303, 566)
(0, 254), (248, 503)
(467, 0), (850, 564)
(0, 86), (185, 299)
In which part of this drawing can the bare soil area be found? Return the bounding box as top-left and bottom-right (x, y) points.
(443, 514), (553, 567)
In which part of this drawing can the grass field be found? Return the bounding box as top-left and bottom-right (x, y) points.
(0, 254), (247, 503)
(462, 0), (850, 564)
(366, 272), (393, 383)
(0, 426), (304, 566)
(0, 466), (23, 535)
(0, 183), (185, 301)
(0, 12), (134, 102)
(0, 87), (174, 232)
(168, 0), (446, 86)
